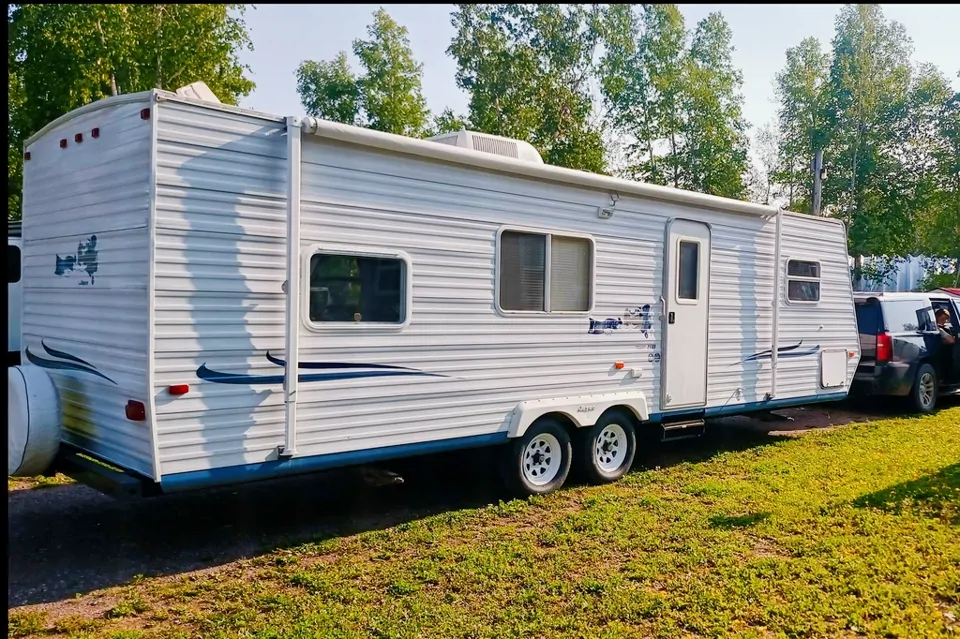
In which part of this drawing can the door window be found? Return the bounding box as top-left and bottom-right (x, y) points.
(677, 240), (699, 301)
(8, 245), (21, 284)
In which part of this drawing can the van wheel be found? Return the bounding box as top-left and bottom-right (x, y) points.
(574, 410), (637, 484)
(910, 363), (938, 414)
(500, 418), (572, 498)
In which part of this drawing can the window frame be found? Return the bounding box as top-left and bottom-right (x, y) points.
(301, 244), (413, 332)
(674, 238), (702, 306)
(784, 257), (822, 305)
(494, 226), (596, 316)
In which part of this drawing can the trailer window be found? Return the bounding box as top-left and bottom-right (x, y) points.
(678, 240), (700, 300)
(786, 259), (820, 303)
(309, 253), (405, 324)
(498, 230), (593, 313)
(8, 245), (21, 284)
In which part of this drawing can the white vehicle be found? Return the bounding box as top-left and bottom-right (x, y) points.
(8, 86), (861, 497)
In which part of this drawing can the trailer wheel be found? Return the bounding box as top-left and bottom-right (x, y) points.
(500, 418), (572, 497)
(909, 363), (937, 414)
(574, 410), (637, 484)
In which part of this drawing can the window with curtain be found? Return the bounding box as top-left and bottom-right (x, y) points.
(309, 253), (404, 323)
(499, 230), (592, 313)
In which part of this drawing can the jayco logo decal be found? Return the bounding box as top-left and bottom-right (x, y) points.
(588, 304), (654, 338)
(55, 235), (99, 286)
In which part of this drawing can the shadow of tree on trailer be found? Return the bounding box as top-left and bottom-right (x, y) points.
(852, 462), (960, 527)
(7, 425), (792, 607)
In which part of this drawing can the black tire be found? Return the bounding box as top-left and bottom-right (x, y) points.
(909, 363), (938, 414)
(499, 417), (572, 498)
(574, 409), (638, 484)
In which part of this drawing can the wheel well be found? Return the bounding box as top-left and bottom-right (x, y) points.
(600, 405), (643, 428)
(533, 412), (578, 439)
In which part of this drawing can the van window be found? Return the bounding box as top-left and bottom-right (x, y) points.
(786, 259), (820, 303)
(308, 253), (405, 324)
(855, 302), (881, 335)
(882, 300), (934, 333)
(498, 230), (593, 313)
(8, 245), (21, 284)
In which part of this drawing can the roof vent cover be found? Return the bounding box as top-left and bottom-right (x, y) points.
(425, 130), (543, 164)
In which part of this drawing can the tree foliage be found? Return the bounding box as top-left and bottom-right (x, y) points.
(448, 4), (606, 173)
(774, 4), (958, 262)
(296, 9), (430, 138)
(7, 3), (255, 219)
(599, 5), (748, 198)
(773, 37), (830, 210)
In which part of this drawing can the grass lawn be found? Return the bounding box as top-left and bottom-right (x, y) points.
(7, 473), (74, 491)
(9, 406), (960, 639)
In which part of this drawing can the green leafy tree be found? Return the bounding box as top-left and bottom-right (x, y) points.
(600, 4), (685, 184)
(600, 5), (747, 197)
(427, 108), (471, 137)
(7, 3), (255, 219)
(296, 8), (430, 137)
(681, 12), (750, 199)
(913, 71), (960, 268)
(448, 3), (606, 173)
(747, 120), (781, 205)
(823, 4), (913, 256)
(773, 37), (830, 211)
(887, 65), (955, 258)
(295, 53), (360, 126)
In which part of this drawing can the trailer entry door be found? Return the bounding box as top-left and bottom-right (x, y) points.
(661, 219), (711, 410)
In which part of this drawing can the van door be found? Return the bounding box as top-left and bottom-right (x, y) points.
(661, 219), (711, 410)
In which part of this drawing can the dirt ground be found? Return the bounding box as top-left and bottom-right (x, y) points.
(6, 397), (947, 610)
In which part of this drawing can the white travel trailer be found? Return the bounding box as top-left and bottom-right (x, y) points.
(8, 87), (861, 498)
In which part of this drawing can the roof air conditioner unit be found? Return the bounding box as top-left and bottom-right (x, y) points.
(425, 130), (543, 164)
(175, 81), (222, 104)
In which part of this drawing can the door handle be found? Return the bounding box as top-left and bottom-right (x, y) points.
(668, 312), (676, 324)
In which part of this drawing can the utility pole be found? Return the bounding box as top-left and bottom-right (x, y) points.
(811, 149), (824, 216)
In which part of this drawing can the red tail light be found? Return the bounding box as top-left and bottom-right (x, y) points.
(876, 332), (892, 364)
(168, 384), (189, 396)
(125, 400), (146, 421)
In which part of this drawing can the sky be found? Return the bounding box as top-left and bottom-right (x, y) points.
(235, 4), (960, 143)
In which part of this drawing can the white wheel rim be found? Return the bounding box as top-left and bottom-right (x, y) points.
(523, 433), (562, 486)
(594, 423), (628, 473)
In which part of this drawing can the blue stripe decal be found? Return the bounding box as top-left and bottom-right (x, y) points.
(25, 343), (117, 385)
(159, 431), (511, 493)
(739, 340), (820, 364)
(264, 351), (419, 372)
(41, 340), (100, 369)
(197, 365), (444, 385)
(198, 352), (446, 386)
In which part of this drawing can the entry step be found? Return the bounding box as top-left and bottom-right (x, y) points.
(660, 419), (706, 441)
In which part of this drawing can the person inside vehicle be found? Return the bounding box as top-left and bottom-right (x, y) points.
(936, 309), (956, 345)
